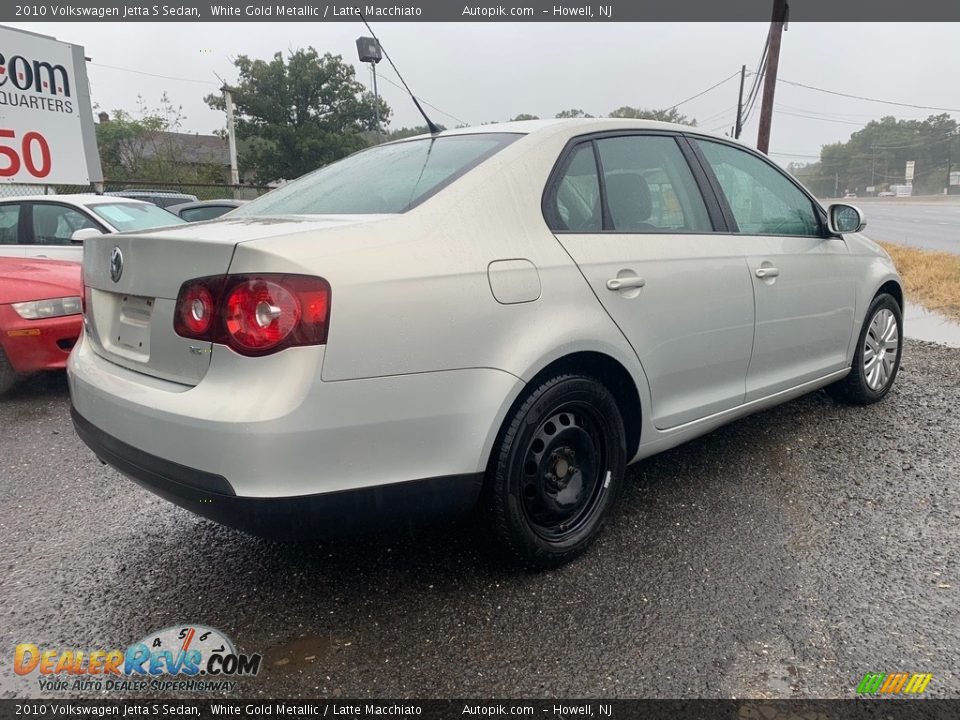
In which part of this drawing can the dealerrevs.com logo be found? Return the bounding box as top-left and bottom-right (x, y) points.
(14, 625), (262, 693)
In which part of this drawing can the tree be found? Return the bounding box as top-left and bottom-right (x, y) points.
(384, 124), (446, 142)
(510, 113), (540, 121)
(608, 106), (696, 126)
(95, 94), (225, 183)
(555, 109), (594, 119)
(792, 114), (959, 197)
(207, 48), (390, 182)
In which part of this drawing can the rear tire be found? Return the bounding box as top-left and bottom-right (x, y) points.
(487, 374), (627, 569)
(827, 293), (902, 405)
(0, 348), (17, 397)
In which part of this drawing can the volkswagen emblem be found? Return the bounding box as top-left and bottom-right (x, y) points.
(109, 246), (123, 283)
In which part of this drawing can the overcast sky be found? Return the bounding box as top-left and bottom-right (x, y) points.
(8, 21), (960, 164)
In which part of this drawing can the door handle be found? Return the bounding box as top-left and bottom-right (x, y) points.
(606, 277), (646, 291)
(755, 267), (780, 279)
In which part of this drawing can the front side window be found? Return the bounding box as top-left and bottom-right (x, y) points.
(231, 134), (520, 217)
(696, 139), (821, 237)
(595, 136), (713, 233)
(31, 204), (99, 245)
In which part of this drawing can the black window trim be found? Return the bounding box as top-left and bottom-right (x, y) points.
(683, 132), (830, 239)
(542, 129), (728, 235)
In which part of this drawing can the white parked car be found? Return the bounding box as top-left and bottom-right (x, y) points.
(0, 194), (185, 262)
(68, 119), (903, 567)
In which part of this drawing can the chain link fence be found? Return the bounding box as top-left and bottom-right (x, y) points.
(0, 180), (272, 201)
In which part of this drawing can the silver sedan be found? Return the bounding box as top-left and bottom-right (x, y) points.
(68, 119), (903, 567)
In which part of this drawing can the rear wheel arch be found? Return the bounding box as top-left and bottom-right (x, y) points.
(486, 351), (643, 475)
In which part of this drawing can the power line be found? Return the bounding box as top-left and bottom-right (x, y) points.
(667, 70), (742, 110)
(748, 72), (960, 113)
(375, 71), (468, 126)
(775, 109), (866, 126)
(90, 62), (220, 86)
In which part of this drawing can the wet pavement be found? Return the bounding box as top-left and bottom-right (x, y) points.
(1, 339), (958, 699)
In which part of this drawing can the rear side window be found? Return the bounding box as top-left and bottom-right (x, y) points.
(696, 139), (820, 237)
(549, 143), (602, 232)
(231, 134), (519, 216)
(0, 204), (21, 244)
(545, 135), (713, 233)
(595, 136), (712, 233)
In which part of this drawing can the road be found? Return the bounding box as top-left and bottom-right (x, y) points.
(1, 340), (958, 700)
(859, 200), (960, 254)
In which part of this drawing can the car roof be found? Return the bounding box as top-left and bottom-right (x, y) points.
(392, 117), (751, 149)
(0, 193), (151, 206)
(105, 190), (197, 197)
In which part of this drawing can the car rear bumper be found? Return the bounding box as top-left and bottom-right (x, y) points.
(0, 306), (81, 372)
(67, 336), (523, 531)
(72, 407), (483, 537)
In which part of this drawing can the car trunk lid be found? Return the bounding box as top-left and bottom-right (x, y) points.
(81, 216), (382, 386)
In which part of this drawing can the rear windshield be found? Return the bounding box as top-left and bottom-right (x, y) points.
(232, 134), (520, 216)
(90, 203), (186, 232)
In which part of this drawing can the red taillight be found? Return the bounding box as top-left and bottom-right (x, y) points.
(174, 274), (330, 356)
(179, 284), (215, 336)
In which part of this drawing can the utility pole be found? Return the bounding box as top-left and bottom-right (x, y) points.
(756, 0), (788, 154)
(222, 86), (240, 198)
(734, 64), (747, 139)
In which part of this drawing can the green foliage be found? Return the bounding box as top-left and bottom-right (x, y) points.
(510, 113), (540, 121)
(790, 114), (958, 197)
(608, 106), (696, 126)
(555, 109), (594, 119)
(95, 94), (225, 184)
(384, 125), (446, 142)
(207, 48), (391, 183)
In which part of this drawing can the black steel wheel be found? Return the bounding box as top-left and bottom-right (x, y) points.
(487, 374), (626, 568)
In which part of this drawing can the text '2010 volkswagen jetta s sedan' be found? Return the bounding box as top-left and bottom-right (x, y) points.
(68, 119), (903, 568)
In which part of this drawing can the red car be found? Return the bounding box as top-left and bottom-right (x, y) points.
(0, 257), (83, 395)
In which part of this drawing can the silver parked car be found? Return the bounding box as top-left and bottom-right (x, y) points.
(68, 119), (903, 567)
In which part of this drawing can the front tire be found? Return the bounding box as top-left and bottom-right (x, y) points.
(827, 293), (902, 405)
(487, 374), (627, 569)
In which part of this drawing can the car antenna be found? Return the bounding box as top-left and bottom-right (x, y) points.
(358, 13), (443, 135)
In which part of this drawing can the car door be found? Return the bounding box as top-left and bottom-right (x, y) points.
(545, 132), (756, 430)
(0, 202), (26, 258)
(24, 202), (106, 261)
(691, 138), (856, 401)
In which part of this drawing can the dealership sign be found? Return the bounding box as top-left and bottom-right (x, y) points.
(0, 25), (102, 184)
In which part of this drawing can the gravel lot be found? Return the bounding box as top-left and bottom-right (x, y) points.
(1, 340), (958, 699)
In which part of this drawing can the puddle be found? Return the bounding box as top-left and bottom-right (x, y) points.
(904, 303), (960, 348)
(264, 634), (338, 673)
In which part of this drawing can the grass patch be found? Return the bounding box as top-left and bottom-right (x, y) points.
(877, 241), (960, 322)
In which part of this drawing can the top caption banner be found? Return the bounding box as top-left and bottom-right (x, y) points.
(5, 0), (960, 22)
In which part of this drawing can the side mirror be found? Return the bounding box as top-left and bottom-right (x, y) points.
(827, 203), (866, 235)
(71, 228), (103, 244)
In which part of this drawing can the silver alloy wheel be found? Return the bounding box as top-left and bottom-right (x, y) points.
(863, 308), (899, 391)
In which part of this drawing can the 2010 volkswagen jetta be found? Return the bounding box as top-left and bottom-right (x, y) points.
(68, 119), (903, 567)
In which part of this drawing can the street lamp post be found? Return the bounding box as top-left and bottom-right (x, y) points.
(356, 36), (383, 143)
